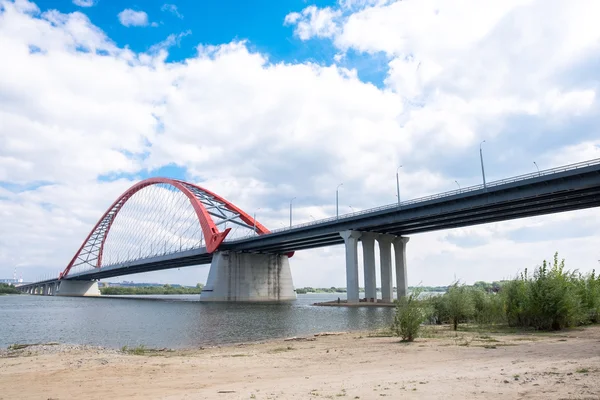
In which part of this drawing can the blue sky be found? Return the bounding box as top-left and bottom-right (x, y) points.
(33, 0), (387, 85)
(0, 0), (599, 287)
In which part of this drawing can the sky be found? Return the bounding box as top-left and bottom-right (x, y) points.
(1, 0), (600, 288)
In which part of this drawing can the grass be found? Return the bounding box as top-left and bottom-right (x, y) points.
(368, 329), (395, 338)
(576, 368), (590, 373)
(121, 344), (174, 356)
(8, 342), (59, 350)
(269, 346), (295, 353)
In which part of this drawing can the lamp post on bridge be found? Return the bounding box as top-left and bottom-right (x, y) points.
(253, 208), (261, 236)
(479, 140), (487, 189)
(455, 180), (461, 192)
(396, 165), (402, 207)
(336, 183), (343, 220)
(289, 197), (296, 228)
(533, 161), (540, 176)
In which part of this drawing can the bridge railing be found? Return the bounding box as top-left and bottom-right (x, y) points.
(228, 157), (600, 240)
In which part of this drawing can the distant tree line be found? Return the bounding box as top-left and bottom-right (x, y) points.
(0, 283), (21, 295)
(295, 283), (502, 295)
(101, 283), (203, 295)
(295, 287), (348, 294)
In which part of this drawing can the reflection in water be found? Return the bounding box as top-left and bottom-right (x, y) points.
(0, 294), (395, 349)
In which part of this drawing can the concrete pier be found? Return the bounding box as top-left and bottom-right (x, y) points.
(340, 230), (362, 304)
(378, 234), (394, 302)
(393, 237), (409, 299)
(200, 251), (296, 302)
(361, 233), (377, 302)
(55, 280), (100, 296)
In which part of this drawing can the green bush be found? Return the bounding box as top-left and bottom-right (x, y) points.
(502, 277), (530, 327)
(445, 283), (475, 331)
(575, 270), (600, 324)
(392, 290), (428, 341)
(421, 253), (599, 332)
(428, 294), (450, 325)
(503, 253), (584, 330)
(471, 288), (504, 325)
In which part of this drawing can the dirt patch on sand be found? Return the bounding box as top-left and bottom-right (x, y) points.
(1, 325), (599, 399)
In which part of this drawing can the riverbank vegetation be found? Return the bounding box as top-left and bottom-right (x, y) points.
(0, 283), (20, 295)
(295, 287), (348, 294)
(393, 253), (600, 341)
(296, 285), (450, 294)
(100, 284), (202, 295)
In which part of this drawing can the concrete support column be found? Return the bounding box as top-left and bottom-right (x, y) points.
(55, 280), (100, 296)
(361, 233), (377, 302)
(340, 230), (362, 304)
(200, 252), (296, 302)
(393, 236), (410, 299)
(378, 234), (395, 303)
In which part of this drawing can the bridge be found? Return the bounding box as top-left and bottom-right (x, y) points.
(18, 158), (600, 303)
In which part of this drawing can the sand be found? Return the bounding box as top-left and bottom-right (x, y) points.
(1, 325), (599, 399)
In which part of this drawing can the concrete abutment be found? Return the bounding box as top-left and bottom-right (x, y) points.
(200, 251), (296, 302)
(55, 280), (100, 296)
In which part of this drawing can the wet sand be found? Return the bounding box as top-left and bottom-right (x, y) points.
(1, 325), (599, 399)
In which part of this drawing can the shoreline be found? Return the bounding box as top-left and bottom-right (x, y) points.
(313, 299), (396, 307)
(2, 325), (599, 399)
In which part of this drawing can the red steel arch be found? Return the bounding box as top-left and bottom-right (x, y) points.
(60, 177), (270, 279)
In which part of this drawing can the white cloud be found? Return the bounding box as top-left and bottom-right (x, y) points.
(148, 30), (191, 54)
(72, 0), (95, 7)
(284, 6), (341, 40)
(161, 3), (183, 19)
(118, 9), (149, 27)
(1, 0), (599, 287)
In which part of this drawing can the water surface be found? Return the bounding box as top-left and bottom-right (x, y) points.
(0, 294), (394, 349)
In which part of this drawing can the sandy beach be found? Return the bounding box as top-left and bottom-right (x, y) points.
(1, 325), (599, 400)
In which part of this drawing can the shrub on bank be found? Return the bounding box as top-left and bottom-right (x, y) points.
(472, 288), (504, 326)
(397, 253), (600, 337)
(445, 283), (475, 331)
(575, 270), (600, 324)
(392, 290), (428, 341)
(503, 253), (590, 330)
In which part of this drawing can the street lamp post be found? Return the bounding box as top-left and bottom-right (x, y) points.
(455, 180), (461, 192)
(533, 161), (540, 176)
(336, 183), (343, 220)
(396, 165), (402, 207)
(289, 197), (296, 228)
(253, 208), (261, 236)
(479, 140), (487, 189)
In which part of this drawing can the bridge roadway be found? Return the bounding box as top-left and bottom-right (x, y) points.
(60, 158), (600, 282)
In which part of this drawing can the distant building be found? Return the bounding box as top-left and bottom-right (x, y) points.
(1, 269), (24, 285)
(0, 278), (21, 285)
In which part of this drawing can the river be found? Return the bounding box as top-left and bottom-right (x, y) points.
(0, 294), (395, 349)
